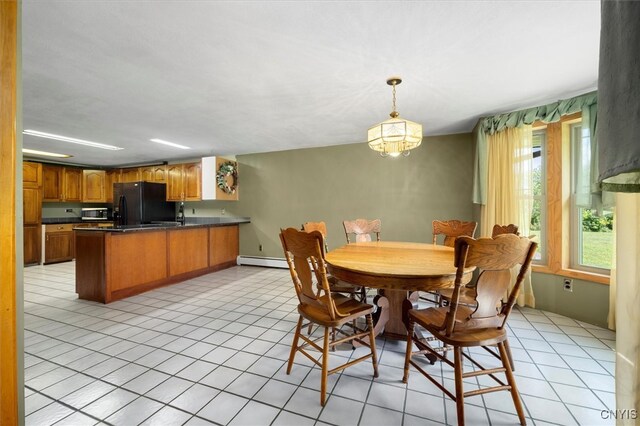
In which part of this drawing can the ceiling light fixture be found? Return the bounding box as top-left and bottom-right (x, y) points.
(367, 77), (422, 157)
(23, 130), (123, 151)
(22, 148), (72, 158)
(150, 138), (191, 150)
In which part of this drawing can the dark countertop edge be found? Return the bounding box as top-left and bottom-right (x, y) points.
(42, 218), (85, 224)
(74, 218), (250, 232)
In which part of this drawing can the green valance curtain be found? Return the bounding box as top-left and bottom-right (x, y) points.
(473, 91), (598, 205)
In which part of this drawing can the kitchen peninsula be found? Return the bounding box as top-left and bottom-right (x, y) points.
(75, 218), (249, 303)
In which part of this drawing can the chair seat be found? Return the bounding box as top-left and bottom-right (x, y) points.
(299, 295), (374, 327)
(438, 286), (477, 306)
(409, 306), (507, 347)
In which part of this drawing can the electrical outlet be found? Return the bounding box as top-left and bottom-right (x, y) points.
(192, 208), (196, 214)
(221, 208), (225, 216)
(259, 244), (263, 252)
(563, 278), (573, 292)
(65, 208), (73, 213)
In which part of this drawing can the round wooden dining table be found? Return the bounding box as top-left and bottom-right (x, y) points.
(325, 241), (474, 339)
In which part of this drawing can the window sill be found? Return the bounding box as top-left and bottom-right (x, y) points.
(532, 264), (610, 285)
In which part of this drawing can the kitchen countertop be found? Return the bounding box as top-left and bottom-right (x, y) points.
(73, 217), (250, 232)
(42, 217), (85, 224)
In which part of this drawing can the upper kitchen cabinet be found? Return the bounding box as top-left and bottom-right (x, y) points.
(121, 168), (141, 183)
(62, 167), (82, 202)
(23, 161), (43, 189)
(140, 165), (166, 183)
(82, 170), (106, 203)
(166, 162), (201, 201)
(42, 164), (63, 201)
(202, 156), (238, 201)
(105, 169), (121, 203)
(42, 164), (83, 202)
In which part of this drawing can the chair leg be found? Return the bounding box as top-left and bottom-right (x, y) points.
(320, 326), (330, 406)
(366, 314), (379, 378)
(402, 319), (415, 383)
(504, 339), (516, 372)
(287, 316), (303, 375)
(453, 346), (465, 426)
(499, 342), (526, 425)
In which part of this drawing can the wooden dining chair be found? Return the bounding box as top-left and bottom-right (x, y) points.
(280, 228), (378, 406)
(343, 218), (381, 244)
(403, 234), (537, 426)
(421, 220), (478, 305)
(302, 221), (366, 303)
(439, 223), (520, 307)
(432, 219), (478, 247)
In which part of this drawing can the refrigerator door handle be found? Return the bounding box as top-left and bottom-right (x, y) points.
(118, 195), (128, 226)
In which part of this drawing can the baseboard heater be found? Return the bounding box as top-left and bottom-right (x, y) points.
(236, 255), (288, 269)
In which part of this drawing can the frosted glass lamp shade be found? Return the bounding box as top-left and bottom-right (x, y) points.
(368, 117), (423, 156)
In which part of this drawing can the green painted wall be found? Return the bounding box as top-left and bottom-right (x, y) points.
(532, 272), (610, 328)
(189, 133), (475, 258)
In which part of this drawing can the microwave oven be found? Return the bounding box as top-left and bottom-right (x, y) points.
(81, 207), (111, 221)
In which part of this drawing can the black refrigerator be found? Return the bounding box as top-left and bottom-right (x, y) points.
(113, 182), (176, 226)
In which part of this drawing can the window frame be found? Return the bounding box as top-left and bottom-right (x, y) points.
(531, 129), (547, 264)
(530, 113), (610, 285)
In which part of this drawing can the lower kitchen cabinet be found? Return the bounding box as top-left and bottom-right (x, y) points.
(24, 225), (41, 265)
(44, 224), (75, 264)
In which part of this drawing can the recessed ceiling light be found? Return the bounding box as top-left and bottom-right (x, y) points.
(23, 130), (123, 151)
(22, 148), (73, 158)
(150, 138), (191, 150)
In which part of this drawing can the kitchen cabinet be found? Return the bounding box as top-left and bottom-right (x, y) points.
(23, 161), (42, 189)
(166, 162), (201, 201)
(105, 169), (121, 203)
(121, 168), (141, 183)
(140, 165), (166, 183)
(44, 223), (74, 264)
(23, 162), (42, 265)
(43, 164), (83, 202)
(82, 170), (106, 202)
(63, 167), (82, 202)
(42, 165), (63, 201)
(209, 225), (239, 267)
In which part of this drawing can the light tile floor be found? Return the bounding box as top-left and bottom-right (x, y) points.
(23, 262), (616, 425)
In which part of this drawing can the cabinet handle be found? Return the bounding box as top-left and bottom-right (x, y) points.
(57, 226), (64, 230)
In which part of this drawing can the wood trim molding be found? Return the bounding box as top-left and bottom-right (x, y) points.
(536, 113), (611, 286)
(0, 1), (19, 424)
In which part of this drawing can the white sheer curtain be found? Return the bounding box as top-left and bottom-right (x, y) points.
(480, 126), (535, 307)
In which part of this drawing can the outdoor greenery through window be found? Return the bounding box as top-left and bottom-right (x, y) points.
(571, 123), (613, 271)
(530, 130), (546, 262)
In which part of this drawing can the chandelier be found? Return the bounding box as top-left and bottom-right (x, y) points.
(367, 77), (422, 157)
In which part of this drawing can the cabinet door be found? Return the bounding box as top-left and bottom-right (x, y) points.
(140, 166), (154, 182)
(82, 170), (106, 202)
(23, 188), (41, 225)
(152, 165), (166, 183)
(121, 168), (141, 183)
(45, 232), (74, 264)
(23, 162), (42, 189)
(209, 226), (239, 267)
(24, 225), (41, 265)
(105, 170), (120, 203)
(183, 163), (201, 201)
(63, 168), (82, 202)
(42, 165), (62, 202)
(166, 165), (184, 201)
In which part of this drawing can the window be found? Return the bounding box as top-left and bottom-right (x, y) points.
(530, 130), (546, 262)
(531, 113), (612, 284)
(570, 123), (613, 272)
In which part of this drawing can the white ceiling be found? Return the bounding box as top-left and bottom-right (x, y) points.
(22, 1), (600, 167)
